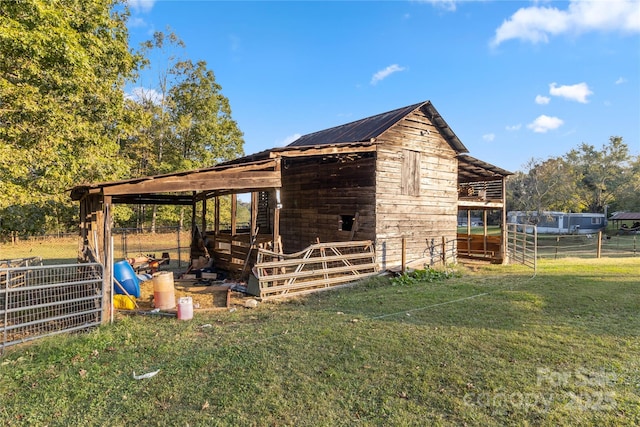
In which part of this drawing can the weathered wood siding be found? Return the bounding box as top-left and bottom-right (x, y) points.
(279, 154), (376, 253)
(375, 109), (458, 269)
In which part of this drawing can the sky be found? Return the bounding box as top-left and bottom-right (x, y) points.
(125, 0), (640, 173)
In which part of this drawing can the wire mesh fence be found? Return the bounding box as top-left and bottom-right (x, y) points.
(1, 263), (103, 353)
(114, 227), (190, 269)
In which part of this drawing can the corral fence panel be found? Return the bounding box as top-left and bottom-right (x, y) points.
(506, 223), (537, 271)
(1, 263), (103, 353)
(255, 240), (379, 300)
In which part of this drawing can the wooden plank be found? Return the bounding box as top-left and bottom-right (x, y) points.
(259, 271), (379, 297)
(258, 240), (373, 258)
(103, 171), (282, 196)
(256, 250), (375, 269)
(258, 261), (378, 282)
(259, 279), (373, 301)
(276, 144), (377, 158)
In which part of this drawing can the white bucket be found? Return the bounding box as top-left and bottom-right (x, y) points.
(177, 297), (193, 321)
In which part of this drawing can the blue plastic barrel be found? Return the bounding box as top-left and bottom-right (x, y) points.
(114, 260), (140, 297)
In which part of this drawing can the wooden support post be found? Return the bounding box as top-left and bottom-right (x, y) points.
(483, 210), (488, 257)
(201, 198), (207, 233)
(251, 192), (258, 237)
(596, 231), (602, 258)
(231, 194), (237, 236)
(177, 227), (182, 268)
(401, 237), (406, 273)
(442, 236), (446, 264)
(273, 207), (281, 254)
(214, 196), (220, 235)
(190, 191), (197, 236)
(501, 178), (508, 264)
(102, 195), (113, 325)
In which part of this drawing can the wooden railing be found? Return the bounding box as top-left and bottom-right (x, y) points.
(254, 240), (378, 300)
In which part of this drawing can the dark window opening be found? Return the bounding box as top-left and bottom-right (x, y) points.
(340, 215), (354, 231)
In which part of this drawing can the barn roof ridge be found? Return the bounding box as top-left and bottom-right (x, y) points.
(287, 100), (468, 153)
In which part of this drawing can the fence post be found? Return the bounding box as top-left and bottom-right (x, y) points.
(442, 236), (446, 265)
(596, 231), (602, 258)
(555, 236), (560, 260)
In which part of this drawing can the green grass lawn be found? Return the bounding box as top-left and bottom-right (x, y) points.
(1, 258), (638, 426)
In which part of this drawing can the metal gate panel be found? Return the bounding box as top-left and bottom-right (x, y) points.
(506, 223), (537, 271)
(1, 263), (103, 352)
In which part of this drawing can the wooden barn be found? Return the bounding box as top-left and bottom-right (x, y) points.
(220, 100), (511, 269)
(71, 100), (511, 307)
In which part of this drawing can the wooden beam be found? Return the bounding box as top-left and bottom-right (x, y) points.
(274, 144), (377, 158)
(458, 201), (504, 209)
(102, 171), (282, 196)
(111, 194), (194, 205)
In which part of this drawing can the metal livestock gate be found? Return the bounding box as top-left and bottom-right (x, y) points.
(505, 223), (537, 272)
(1, 263), (103, 353)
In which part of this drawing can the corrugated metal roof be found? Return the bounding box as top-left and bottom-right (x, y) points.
(609, 212), (640, 221)
(458, 154), (513, 181)
(287, 101), (468, 153)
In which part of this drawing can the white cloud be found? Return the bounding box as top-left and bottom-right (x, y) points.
(615, 77), (627, 85)
(549, 82), (593, 103)
(370, 64), (406, 85)
(278, 133), (302, 147)
(127, 0), (156, 13)
(482, 133), (495, 142)
(527, 115), (564, 133)
(491, 0), (640, 46)
(416, 0), (458, 12)
(506, 124), (522, 131)
(535, 95), (551, 105)
(229, 34), (241, 52)
(127, 16), (147, 28)
(126, 87), (163, 105)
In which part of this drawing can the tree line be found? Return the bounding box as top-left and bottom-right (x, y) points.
(0, 0), (244, 237)
(1, 1), (638, 238)
(507, 136), (640, 216)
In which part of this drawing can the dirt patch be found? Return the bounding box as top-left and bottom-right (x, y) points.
(131, 278), (247, 311)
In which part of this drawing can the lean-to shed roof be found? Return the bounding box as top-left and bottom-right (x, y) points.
(609, 212), (640, 221)
(457, 154), (512, 182)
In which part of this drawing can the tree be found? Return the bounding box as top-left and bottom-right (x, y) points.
(122, 31), (244, 231)
(610, 152), (640, 212)
(507, 137), (637, 217)
(167, 60), (244, 170)
(564, 137), (631, 213)
(506, 157), (577, 213)
(0, 0), (139, 235)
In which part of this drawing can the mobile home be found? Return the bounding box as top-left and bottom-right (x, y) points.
(507, 211), (605, 234)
